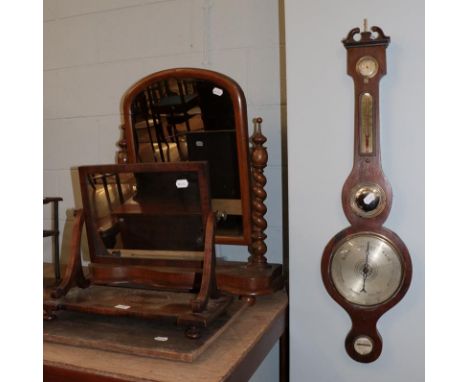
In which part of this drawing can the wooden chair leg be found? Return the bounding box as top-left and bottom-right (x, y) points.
(52, 209), (89, 298)
(52, 200), (61, 281)
(43, 197), (63, 282)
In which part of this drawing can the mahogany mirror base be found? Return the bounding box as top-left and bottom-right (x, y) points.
(43, 298), (249, 363)
(44, 286), (232, 340)
(216, 261), (284, 303)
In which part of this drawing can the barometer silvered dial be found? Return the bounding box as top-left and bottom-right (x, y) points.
(330, 234), (403, 306)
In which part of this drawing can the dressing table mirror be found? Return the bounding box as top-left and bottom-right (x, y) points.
(44, 162), (232, 339)
(119, 68), (250, 245)
(117, 68), (283, 300)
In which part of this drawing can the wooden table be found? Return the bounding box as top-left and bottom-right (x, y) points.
(44, 272), (288, 382)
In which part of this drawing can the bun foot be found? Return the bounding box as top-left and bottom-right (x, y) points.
(43, 308), (57, 321)
(51, 287), (64, 299)
(241, 295), (256, 306)
(185, 325), (201, 339)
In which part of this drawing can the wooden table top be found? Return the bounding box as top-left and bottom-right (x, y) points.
(44, 265), (288, 382)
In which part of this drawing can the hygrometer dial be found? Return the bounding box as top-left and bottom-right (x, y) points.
(356, 56), (379, 78)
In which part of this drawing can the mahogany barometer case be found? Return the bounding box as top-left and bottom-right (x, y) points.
(321, 23), (412, 363)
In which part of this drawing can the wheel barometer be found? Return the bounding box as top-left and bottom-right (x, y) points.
(321, 21), (412, 363)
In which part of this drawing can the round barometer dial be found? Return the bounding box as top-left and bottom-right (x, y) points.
(330, 234), (403, 306)
(356, 56), (379, 78)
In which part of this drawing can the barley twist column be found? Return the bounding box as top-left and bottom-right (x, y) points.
(248, 117), (270, 268)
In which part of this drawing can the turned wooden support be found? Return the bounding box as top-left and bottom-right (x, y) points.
(248, 117), (269, 268)
(117, 125), (128, 164)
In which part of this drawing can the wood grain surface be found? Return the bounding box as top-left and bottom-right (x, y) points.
(44, 289), (287, 382)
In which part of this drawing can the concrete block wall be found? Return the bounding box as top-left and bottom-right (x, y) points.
(43, 1), (285, 380)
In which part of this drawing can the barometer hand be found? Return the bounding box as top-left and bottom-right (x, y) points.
(360, 242), (371, 293)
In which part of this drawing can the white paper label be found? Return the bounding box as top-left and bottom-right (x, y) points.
(114, 304), (131, 310)
(195, 140), (204, 147)
(212, 87), (223, 96)
(176, 179), (189, 188)
(154, 336), (169, 342)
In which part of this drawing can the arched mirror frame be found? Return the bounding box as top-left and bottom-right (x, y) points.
(120, 68), (252, 246)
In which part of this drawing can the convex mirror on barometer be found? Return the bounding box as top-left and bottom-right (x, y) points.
(321, 21), (412, 363)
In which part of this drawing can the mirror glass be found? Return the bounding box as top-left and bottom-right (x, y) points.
(82, 167), (208, 260)
(122, 70), (251, 244)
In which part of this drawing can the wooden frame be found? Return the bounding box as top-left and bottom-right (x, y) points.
(44, 162), (232, 338)
(119, 68), (252, 246)
(80, 162), (211, 264)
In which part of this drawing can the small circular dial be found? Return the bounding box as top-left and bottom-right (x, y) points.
(330, 233), (403, 306)
(353, 336), (374, 355)
(356, 56), (379, 78)
(350, 183), (386, 218)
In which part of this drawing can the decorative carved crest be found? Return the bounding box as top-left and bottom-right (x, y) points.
(342, 25), (390, 48)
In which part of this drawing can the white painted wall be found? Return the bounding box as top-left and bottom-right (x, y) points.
(43, 1), (284, 380)
(285, 0), (424, 380)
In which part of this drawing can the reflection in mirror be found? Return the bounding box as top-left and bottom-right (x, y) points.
(122, 69), (250, 244)
(130, 77), (239, 194)
(82, 167), (208, 261)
